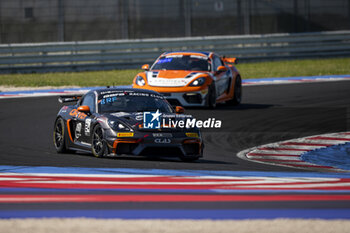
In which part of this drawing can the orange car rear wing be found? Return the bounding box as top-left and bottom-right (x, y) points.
(222, 57), (238, 64)
(58, 95), (82, 103)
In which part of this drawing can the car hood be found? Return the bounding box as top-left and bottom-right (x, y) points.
(153, 70), (193, 79)
(104, 112), (143, 127)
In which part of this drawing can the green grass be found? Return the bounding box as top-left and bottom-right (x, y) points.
(0, 69), (139, 87)
(0, 57), (349, 87)
(237, 57), (350, 79)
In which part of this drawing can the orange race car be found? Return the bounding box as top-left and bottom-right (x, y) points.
(132, 51), (242, 108)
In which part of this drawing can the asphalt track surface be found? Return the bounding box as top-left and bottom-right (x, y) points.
(1, 81), (349, 171)
(1, 81), (350, 218)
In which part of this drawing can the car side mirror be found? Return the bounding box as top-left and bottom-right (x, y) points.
(77, 105), (90, 114)
(142, 64), (150, 71)
(175, 106), (185, 114)
(216, 66), (228, 73)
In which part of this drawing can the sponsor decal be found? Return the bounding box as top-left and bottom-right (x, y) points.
(101, 92), (164, 100)
(110, 112), (131, 117)
(146, 68), (208, 87)
(154, 138), (171, 144)
(147, 77), (191, 87)
(185, 132), (199, 138)
(100, 96), (118, 105)
(69, 109), (87, 120)
(60, 106), (69, 113)
(69, 109), (78, 117)
(147, 72), (202, 87)
(157, 57), (173, 64)
(117, 132), (134, 137)
(84, 119), (91, 136)
(165, 55), (183, 58)
(152, 133), (172, 138)
(190, 55), (208, 60)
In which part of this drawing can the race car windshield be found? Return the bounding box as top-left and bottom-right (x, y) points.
(98, 92), (173, 113)
(151, 55), (211, 71)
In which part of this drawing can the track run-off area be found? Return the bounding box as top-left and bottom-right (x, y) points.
(0, 76), (350, 232)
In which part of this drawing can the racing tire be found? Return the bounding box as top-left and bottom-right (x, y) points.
(91, 124), (107, 158)
(53, 117), (68, 153)
(205, 83), (217, 109)
(227, 75), (242, 106)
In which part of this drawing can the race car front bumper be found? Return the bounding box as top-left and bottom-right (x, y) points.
(160, 90), (208, 107)
(106, 134), (203, 158)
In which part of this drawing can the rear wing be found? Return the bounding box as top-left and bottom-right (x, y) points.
(222, 57), (238, 64)
(58, 95), (82, 103)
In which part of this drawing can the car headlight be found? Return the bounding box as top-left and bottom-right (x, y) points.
(135, 76), (146, 86)
(189, 77), (206, 86)
(108, 120), (132, 131)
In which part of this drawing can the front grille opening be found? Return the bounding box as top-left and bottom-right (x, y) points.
(183, 143), (200, 155)
(140, 147), (183, 156)
(166, 99), (182, 106)
(115, 143), (138, 155)
(160, 92), (171, 97)
(183, 93), (202, 104)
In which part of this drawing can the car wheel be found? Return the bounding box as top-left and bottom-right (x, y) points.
(91, 124), (107, 158)
(53, 117), (68, 153)
(227, 75), (242, 105)
(206, 83), (217, 109)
